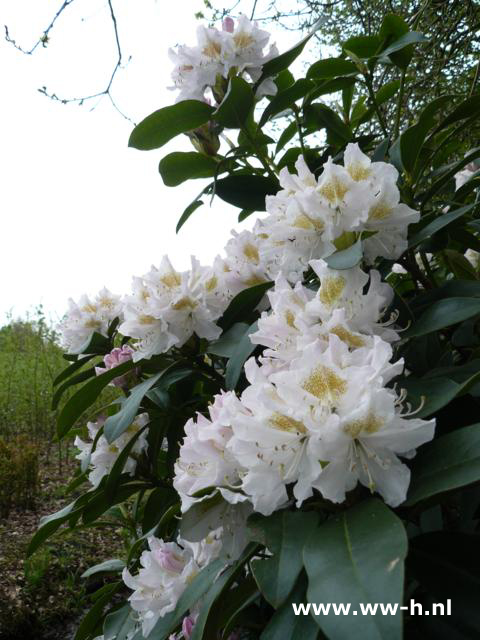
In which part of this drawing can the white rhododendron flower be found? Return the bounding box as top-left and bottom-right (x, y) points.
(119, 256), (229, 361)
(123, 532), (222, 637)
(174, 391), (246, 513)
(59, 287), (122, 353)
(169, 15), (278, 104)
(74, 414), (149, 487)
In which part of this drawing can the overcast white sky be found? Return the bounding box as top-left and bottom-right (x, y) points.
(1, 1), (300, 325)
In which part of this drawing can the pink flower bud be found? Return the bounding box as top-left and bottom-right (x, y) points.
(156, 548), (186, 574)
(95, 345), (135, 388)
(222, 17), (234, 33)
(181, 614), (197, 639)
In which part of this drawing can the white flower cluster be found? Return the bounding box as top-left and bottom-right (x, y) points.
(169, 15), (278, 103)
(59, 288), (122, 353)
(174, 258), (435, 515)
(75, 413), (149, 487)
(123, 532), (222, 637)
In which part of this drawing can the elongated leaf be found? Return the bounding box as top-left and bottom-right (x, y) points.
(28, 499), (84, 557)
(325, 238), (363, 269)
(74, 582), (121, 640)
(81, 558), (125, 578)
(218, 281), (273, 330)
(53, 355), (95, 387)
(307, 57), (358, 79)
(406, 423), (480, 505)
(256, 19), (323, 85)
(129, 101), (214, 150)
(305, 103), (352, 143)
(260, 574), (318, 640)
(304, 498), (407, 640)
(176, 199), (205, 234)
(104, 605), (135, 640)
(159, 152), (218, 187)
(213, 77), (254, 128)
(409, 203), (476, 247)
(259, 79), (314, 127)
(105, 423), (149, 497)
(343, 35), (381, 59)
(421, 146), (480, 204)
(379, 31), (427, 59)
(275, 120), (297, 154)
(249, 510), (319, 607)
(215, 174), (279, 211)
(207, 323), (250, 358)
(57, 360), (137, 439)
(435, 94), (480, 134)
(82, 482), (150, 524)
(52, 367), (96, 411)
(225, 321), (258, 390)
(404, 297), (480, 338)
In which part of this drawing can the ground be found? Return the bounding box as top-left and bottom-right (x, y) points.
(0, 444), (124, 640)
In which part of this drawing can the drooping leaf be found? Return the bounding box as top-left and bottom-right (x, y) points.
(53, 355), (95, 387)
(304, 498), (407, 640)
(304, 103), (352, 144)
(307, 57), (358, 79)
(225, 321), (258, 390)
(215, 174), (279, 211)
(409, 203), (476, 247)
(406, 423), (480, 505)
(218, 281), (273, 330)
(249, 510), (319, 608)
(176, 199), (205, 234)
(404, 297), (480, 338)
(81, 558), (125, 578)
(208, 323), (250, 358)
(103, 605), (135, 640)
(129, 101), (214, 150)
(159, 152), (219, 186)
(57, 359), (137, 438)
(74, 582), (122, 640)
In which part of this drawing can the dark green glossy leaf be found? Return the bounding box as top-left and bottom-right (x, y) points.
(176, 199), (205, 234)
(343, 35), (381, 59)
(52, 367), (96, 411)
(207, 322), (250, 358)
(404, 297), (480, 338)
(275, 120), (297, 154)
(225, 321), (258, 390)
(304, 499), (407, 640)
(57, 359), (136, 438)
(249, 510), (319, 607)
(53, 355), (94, 387)
(379, 31), (427, 60)
(129, 101), (214, 151)
(259, 79), (314, 127)
(215, 174), (279, 211)
(304, 103), (352, 144)
(218, 281), (273, 330)
(159, 152), (218, 186)
(406, 423), (480, 505)
(409, 203), (476, 247)
(74, 582), (121, 640)
(307, 57), (358, 79)
(28, 499), (84, 557)
(213, 77), (254, 128)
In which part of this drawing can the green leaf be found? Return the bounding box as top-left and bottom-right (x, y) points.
(343, 35), (381, 59)
(275, 120), (297, 154)
(52, 367), (96, 411)
(213, 77), (254, 128)
(260, 574), (318, 640)
(307, 57), (358, 79)
(81, 558), (125, 578)
(225, 321), (258, 390)
(74, 582), (121, 640)
(57, 360), (136, 439)
(304, 499), (407, 640)
(104, 367), (192, 443)
(207, 323), (250, 358)
(176, 199), (205, 234)
(190, 544), (260, 640)
(82, 482), (150, 524)
(256, 19), (323, 86)
(129, 101), (214, 150)
(409, 203), (476, 247)
(259, 79), (314, 127)
(325, 238), (363, 269)
(159, 152), (219, 187)
(218, 281), (273, 330)
(304, 103), (352, 144)
(249, 510), (319, 607)
(406, 424), (480, 505)
(404, 297), (480, 338)
(421, 146), (480, 203)
(215, 174), (279, 211)
(73, 331), (112, 356)
(376, 80), (401, 105)
(28, 499), (83, 557)
(53, 355), (94, 387)
(379, 31), (427, 64)
(238, 208), (254, 222)
(104, 605), (135, 640)
(435, 94), (480, 133)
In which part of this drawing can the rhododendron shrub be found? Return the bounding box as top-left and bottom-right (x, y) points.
(30, 12), (480, 640)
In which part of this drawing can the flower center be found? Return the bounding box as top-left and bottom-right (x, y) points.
(302, 366), (347, 402)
